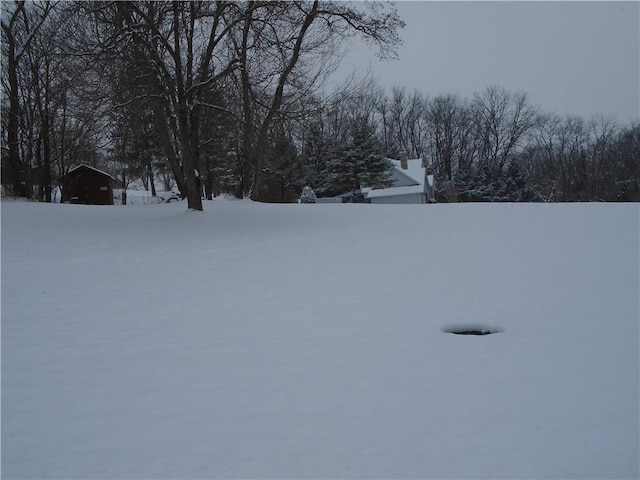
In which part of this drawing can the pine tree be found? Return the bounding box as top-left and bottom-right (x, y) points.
(301, 120), (340, 197)
(326, 116), (392, 199)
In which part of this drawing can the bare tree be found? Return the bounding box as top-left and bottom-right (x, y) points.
(1, 0), (53, 197)
(586, 115), (618, 200)
(612, 122), (640, 201)
(470, 86), (539, 175)
(425, 94), (473, 185)
(87, 1), (242, 210)
(229, 1), (404, 199)
(522, 113), (562, 202)
(405, 89), (427, 158)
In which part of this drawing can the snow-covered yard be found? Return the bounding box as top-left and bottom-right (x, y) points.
(2, 199), (638, 479)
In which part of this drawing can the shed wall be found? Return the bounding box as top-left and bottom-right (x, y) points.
(62, 169), (114, 205)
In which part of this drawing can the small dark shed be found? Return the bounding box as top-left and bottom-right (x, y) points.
(61, 164), (115, 205)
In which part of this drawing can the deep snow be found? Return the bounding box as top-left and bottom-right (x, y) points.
(2, 199), (639, 479)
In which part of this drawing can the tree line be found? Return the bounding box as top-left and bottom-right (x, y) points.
(2, 1), (638, 209)
(1, 0), (403, 209)
(298, 82), (639, 203)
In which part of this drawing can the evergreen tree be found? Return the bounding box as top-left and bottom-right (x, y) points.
(300, 186), (317, 203)
(260, 128), (304, 202)
(326, 116), (392, 199)
(302, 120), (334, 196)
(456, 160), (530, 202)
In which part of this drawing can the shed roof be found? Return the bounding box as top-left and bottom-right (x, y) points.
(66, 164), (116, 181)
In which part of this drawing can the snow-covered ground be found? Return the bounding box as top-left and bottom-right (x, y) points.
(2, 199), (638, 479)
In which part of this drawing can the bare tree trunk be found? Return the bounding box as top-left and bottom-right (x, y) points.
(239, 1), (255, 198)
(148, 159), (157, 197)
(121, 169), (127, 205)
(3, 29), (24, 196)
(2, 1), (53, 198)
(42, 111), (52, 202)
(154, 108), (187, 198)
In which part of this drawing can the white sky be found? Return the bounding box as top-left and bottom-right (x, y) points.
(333, 1), (640, 123)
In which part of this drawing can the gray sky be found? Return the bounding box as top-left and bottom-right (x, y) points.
(334, 1), (640, 123)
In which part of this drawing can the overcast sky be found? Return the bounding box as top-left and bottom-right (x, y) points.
(334, 1), (639, 123)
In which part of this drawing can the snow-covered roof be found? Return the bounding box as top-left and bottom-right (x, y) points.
(388, 158), (424, 185)
(67, 164), (116, 181)
(365, 157), (426, 199)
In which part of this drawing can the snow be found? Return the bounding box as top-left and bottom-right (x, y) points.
(388, 157), (424, 185)
(2, 199), (639, 479)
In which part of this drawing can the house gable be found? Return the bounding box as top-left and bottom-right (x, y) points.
(365, 157), (432, 203)
(388, 165), (420, 187)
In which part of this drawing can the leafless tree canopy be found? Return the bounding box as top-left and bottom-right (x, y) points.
(2, 1), (638, 206)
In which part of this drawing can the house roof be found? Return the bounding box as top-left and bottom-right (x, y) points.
(365, 157), (427, 199)
(327, 157), (433, 202)
(66, 164), (116, 181)
(388, 158), (424, 185)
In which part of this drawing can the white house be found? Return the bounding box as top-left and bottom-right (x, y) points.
(363, 153), (435, 204)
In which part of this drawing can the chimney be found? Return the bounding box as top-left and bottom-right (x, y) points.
(400, 151), (408, 170)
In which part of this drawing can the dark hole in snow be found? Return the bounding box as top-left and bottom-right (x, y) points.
(442, 325), (503, 336)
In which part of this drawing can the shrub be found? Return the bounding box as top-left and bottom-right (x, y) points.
(300, 186), (317, 204)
